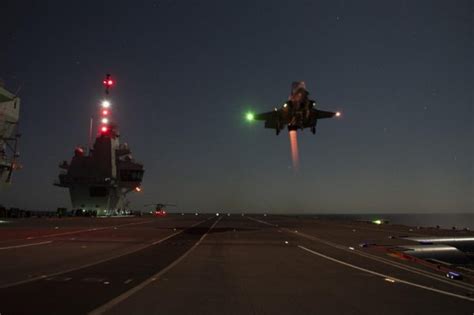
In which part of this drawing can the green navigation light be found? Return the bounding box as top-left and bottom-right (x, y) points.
(246, 112), (255, 121)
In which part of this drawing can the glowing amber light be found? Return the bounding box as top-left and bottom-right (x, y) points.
(289, 130), (299, 171)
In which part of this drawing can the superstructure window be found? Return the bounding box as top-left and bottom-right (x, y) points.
(120, 170), (144, 182)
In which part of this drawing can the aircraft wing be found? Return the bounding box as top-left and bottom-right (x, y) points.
(254, 111), (280, 129)
(314, 109), (337, 119)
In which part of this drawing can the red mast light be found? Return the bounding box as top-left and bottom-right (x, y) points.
(103, 79), (114, 87)
(103, 74), (114, 92)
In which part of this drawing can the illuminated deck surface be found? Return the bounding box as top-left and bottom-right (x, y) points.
(0, 215), (472, 314)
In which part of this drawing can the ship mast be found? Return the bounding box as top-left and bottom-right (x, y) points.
(99, 74), (114, 135)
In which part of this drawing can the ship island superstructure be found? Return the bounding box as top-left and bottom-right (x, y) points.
(55, 75), (144, 216)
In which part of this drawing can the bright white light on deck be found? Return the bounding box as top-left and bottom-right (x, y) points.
(335, 111), (341, 117)
(101, 100), (111, 108)
(101, 118), (109, 124)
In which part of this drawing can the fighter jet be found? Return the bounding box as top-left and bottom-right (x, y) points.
(248, 82), (341, 135)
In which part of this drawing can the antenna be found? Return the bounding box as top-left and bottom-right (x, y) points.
(88, 117), (93, 153)
(14, 84), (23, 96)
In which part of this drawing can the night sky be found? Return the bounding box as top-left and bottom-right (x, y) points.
(1, 0), (472, 213)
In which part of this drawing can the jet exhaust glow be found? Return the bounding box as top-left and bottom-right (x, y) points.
(289, 130), (299, 171)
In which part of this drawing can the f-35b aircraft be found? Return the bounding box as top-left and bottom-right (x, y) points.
(250, 82), (341, 135)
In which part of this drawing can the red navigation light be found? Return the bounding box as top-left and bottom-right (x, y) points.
(102, 109), (109, 115)
(103, 77), (114, 87)
(74, 147), (84, 156)
(101, 126), (108, 133)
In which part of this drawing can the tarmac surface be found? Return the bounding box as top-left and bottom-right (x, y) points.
(0, 214), (473, 315)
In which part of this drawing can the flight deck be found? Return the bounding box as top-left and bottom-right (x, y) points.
(0, 215), (472, 314)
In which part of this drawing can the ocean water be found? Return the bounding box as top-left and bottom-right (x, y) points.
(320, 213), (474, 230)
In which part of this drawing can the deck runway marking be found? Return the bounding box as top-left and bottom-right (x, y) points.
(0, 240), (52, 250)
(23, 220), (153, 240)
(248, 216), (474, 291)
(45, 276), (72, 282)
(328, 221), (426, 237)
(83, 278), (106, 283)
(247, 216), (277, 227)
(0, 220), (154, 244)
(0, 219), (209, 289)
(88, 217), (223, 315)
(299, 245), (474, 302)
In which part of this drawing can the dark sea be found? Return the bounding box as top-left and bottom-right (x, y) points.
(315, 213), (474, 230)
